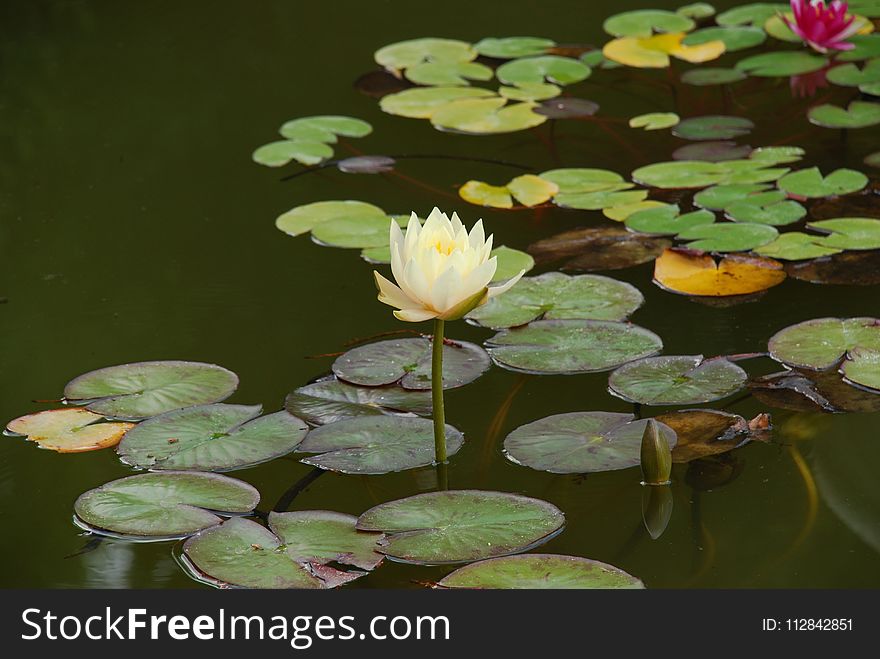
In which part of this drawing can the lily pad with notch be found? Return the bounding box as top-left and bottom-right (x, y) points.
(693, 183), (771, 210)
(539, 167), (627, 193)
(474, 37), (556, 59)
(73, 471), (259, 540)
(503, 411), (676, 473)
(629, 112), (680, 130)
(807, 218), (880, 250)
(117, 404), (308, 472)
(496, 56), (591, 86)
(807, 101), (880, 129)
(608, 355), (747, 405)
(754, 232), (842, 260)
(716, 3), (787, 27)
(375, 38), (476, 72)
(284, 378), (432, 426)
(750, 368), (880, 413)
(430, 97), (547, 134)
(533, 97), (599, 118)
(279, 116), (372, 141)
(736, 51), (827, 77)
(768, 317), (880, 370)
(625, 205), (715, 235)
(467, 271), (644, 329)
(680, 67), (748, 85)
(677, 222), (778, 251)
(683, 26), (766, 51)
(332, 337), (489, 389)
(840, 348), (880, 392)
(777, 168), (868, 198)
(672, 115), (754, 141)
(654, 248), (786, 296)
(6, 408), (134, 453)
(296, 416), (463, 474)
(405, 61), (493, 86)
(182, 513), (384, 589)
(64, 360), (239, 421)
(603, 9), (695, 37)
(725, 191), (806, 226)
(655, 408), (753, 463)
(276, 200), (386, 238)
(485, 319), (663, 375)
(379, 86), (496, 119)
(527, 226), (671, 272)
(356, 490), (565, 565)
(436, 554), (644, 589)
(252, 140), (334, 167)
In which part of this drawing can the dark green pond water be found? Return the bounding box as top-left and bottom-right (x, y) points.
(1, 0), (878, 588)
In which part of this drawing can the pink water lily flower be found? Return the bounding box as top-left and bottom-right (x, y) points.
(783, 0), (863, 53)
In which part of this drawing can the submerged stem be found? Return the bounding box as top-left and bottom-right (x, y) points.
(432, 318), (447, 466)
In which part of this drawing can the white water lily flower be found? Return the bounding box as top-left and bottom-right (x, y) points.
(374, 207), (524, 322)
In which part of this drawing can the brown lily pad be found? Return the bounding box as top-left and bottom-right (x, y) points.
(749, 368), (880, 413)
(784, 249), (880, 285)
(528, 226), (671, 271)
(654, 408), (758, 463)
(685, 453), (744, 491)
(354, 70), (412, 98)
(809, 192), (880, 220)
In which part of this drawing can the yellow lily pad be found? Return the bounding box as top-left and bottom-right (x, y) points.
(459, 180), (513, 208)
(653, 248), (786, 296)
(603, 200), (671, 222)
(603, 32), (725, 68)
(6, 408), (134, 453)
(507, 174), (559, 206)
(629, 112), (680, 130)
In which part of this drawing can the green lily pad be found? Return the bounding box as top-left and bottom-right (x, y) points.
(777, 168), (868, 198)
(279, 116), (372, 140)
(499, 82), (562, 101)
(485, 319), (663, 375)
(841, 348), (880, 391)
(694, 183), (771, 210)
(496, 56), (591, 86)
(672, 141), (753, 162)
(826, 58), (880, 87)
(736, 51), (827, 77)
(763, 14), (802, 42)
(491, 245), (535, 281)
(725, 191), (806, 226)
(284, 378), (432, 426)
(716, 3), (787, 27)
(430, 98), (547, 134)
(310, 214), (393, 248)
(754, 232), (843, 260)
(769, 317), (880, 370)
(379, 86), (496, 118)
(375, 38), (476, 71)
(474, 36), (556, 59)
(436, 554), (645, 589)
(117, 404), (308, 472)
(677, 222), (778, 251)
(807, 101), (880, 129)
(503, 411), (676, 474)
(608, 355), (747, 405)
(850, 1), (880, 18)
(553, 189), (647, 210)
(680, 67), (748, 85)
(865, 152), (880, 167)
(356, 490), (565, 565)
(683, 26), (766, 51)
(252, 140), (334, 167)
(296, 416), (463, 474)
(331, 337), (489, 389)
(467, 272), (644, 329)
(629, 112), (680, 130)
(603, 10), (695, 37)
(807, 218), (880, 250)
(672, 115), (754, 141)
(539, 167), (626, 193)
(677, 3), (716, 19)
(837, 34), (880, 61)
(405, 61), (494, 86)
(632, 161), (722, 188)
(276, 200), (386, 237)
(74, 471), (259, 539)
(64, 360), (239, 421)
(183, 513), (384, 589)
(625, 205), (715, 235)
(749, 146), (806, 165)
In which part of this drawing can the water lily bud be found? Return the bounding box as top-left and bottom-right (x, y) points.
(641, 485), (673, 540)
(640, 419), (672, 485)
(373, 207), (525, 322)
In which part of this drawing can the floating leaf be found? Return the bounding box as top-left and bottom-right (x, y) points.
(332, 337), (489, 389)
(807, 101), (880, 129)
(459, 180), (513, 208)
(777, 167), (868, 198)
(694, 183), (771, 210)
(672, 141), (753, 162)
(631, 161), (722, 188)
(533, 97), (599, 118)
(680, 67), (748, 85)
(625, 205), (715, 235)
(183, 513), (383, 589)
(608, 355), (747, 405)
(436, 554), (644, 589)
(503, 411), (676, 473)
(528, 226), (671, 271)
(356, 490), (565, 564)
(485, 319), (663, 375)
(677, 221), (778, 251)
(838, 34), (880, 61)
(716, 3), (787, 27)
(768, 317), (880, 370)
(279, 116), (372, 140)
(785, 249), (880, 285)
(629, 112), (680, 130)
(405, 61), (493, 86)
(297, 416), (463, 474)
(507, 174), (559, 206)
(6, 408), (133, 453)
(74, 471), (259, 539)
(492, 246), (536, 281)
(337, 155), (396, 174)
(866, 151), (880, 168)
(603, 10), (695, 37)
(284, 378), (432, 426)
(654, 248), (786, 296)
(656, 409), (752, 463)
(117, 404), (307, 472)
(64, 360), (238, 421)
(539, 167), (626, 193)
(604, 201), (672, 221)
(736, 51), (827, 76)
(841, 348), (880, 391)
(725, 191), (806, 226)
(604, 33), (725, 68)
(750, 368), (880, 413)
(762, 14), (802, 42)
(375, 38), (476, 71)
(749, 146), (806, 164)
(826, 58), (880, 86)
(276, 200), (386, 237)
(431, 98), (547, 134)
(496, 56), (591, 85)
(474, 37), (556, 59)
(807, 218), (880, 250)
(553, 189), (647, 210)
(677, 3), (716, 19)
(683, 26), (766, 51)
(754, 232), (842, 260)
(499, 83), (562, 101)
(672, 115), (754, 141)
(379, 86), (496, 118)
(252, 140), (334, 167)
(467, 271), (644, 329)
(310, 214), (395, 248)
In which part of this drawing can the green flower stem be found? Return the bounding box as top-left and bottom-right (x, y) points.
(432, 318), (447, 466)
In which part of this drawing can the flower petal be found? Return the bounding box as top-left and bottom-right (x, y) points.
(394, 308), (439, 322)
(374, 271), (415, 310)
(487, 268), (526, 298)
